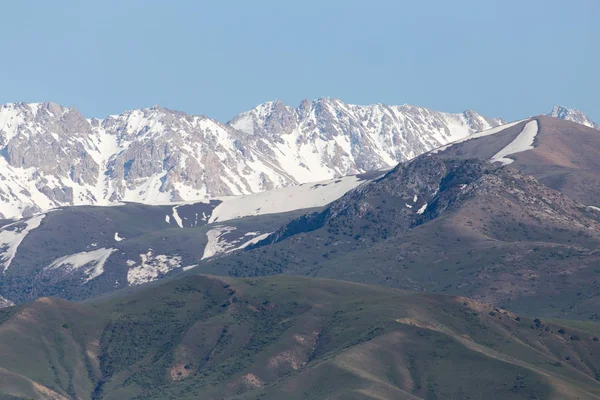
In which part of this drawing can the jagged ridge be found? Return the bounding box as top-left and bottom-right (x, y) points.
(0, 99), (595, 220)
(0, 99), (503, 219)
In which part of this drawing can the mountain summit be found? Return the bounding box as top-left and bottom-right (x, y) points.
(548, 105), (598, 129)
(228, 97), (504, 176)
(0, 100), (502, 219)
(0, 99), (595, 220)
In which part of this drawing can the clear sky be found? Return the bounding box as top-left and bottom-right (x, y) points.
(1, 0), (598, 122)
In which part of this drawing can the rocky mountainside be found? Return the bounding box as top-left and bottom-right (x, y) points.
(548, 105), (598, 129)
(433, 116), (600, 206)
(0, 111), (599, 398)
(0, 100), (503, 219)
(1, 112), (598, 309)
(0, 99), (595, 221)
(228, 98), (505, 179)
(1, 274), (599, 400)
(0, 174), (371, 305)
(196, 117), (600, 320)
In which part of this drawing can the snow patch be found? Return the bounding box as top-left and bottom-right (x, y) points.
(165, 214), (171, 224)
(430, 120), (524, 154)
(202, 227), (272, 260)
(46, 247), (116, 283)
(0, 214), (45, 272)
(127, 249), (183, 286)
(172, 206), (183, 228)
(202, 226), (236, 259)
(417, 203), (428, 214)
(490, 120), (539, 165)
(208, 175), (364, 223)
(114, 232), (125, 242)
(235, 232), (272, 250)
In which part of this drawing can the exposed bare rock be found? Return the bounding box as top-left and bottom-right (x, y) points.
(0, 99), (504, 219)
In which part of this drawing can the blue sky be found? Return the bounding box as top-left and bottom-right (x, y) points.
(1, 0), (598, 122)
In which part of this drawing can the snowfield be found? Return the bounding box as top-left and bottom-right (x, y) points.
(202, 226), (237, 260)
(490, 120), (539, 165)
(0, 214), (45, 272)
(430, 120), (524, 155)
(46, 247), (117, 283)
(202, 227), (272, 260)
(207, 175), (366, 224)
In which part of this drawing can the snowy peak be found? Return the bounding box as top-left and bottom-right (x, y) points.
(228, 98), (504, 179)
(0, 98), (536, 220)
(548, 105), (598, 129)
(0, 101), (85, 142)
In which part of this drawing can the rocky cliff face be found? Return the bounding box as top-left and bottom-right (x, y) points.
(548, 105), (598, 129)
(0, 99), (594, 220)
(0, 99), (503, 219)
(229, 98), (504, 179)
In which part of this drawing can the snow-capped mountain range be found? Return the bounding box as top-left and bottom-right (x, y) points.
(0, 99), (594, 219)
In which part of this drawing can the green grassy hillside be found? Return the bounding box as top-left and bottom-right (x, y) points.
(0, 274), (599, 399)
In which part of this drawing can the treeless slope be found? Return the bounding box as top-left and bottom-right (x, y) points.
(201, 154), (600, 320)
(0, 275), (599, 399)
(0, 297), (105, 399)
(433, 116), (600, 205)
(511, 116), (600, 206)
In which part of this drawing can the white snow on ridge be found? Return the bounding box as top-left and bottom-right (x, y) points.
(46, 247), (117, 283)
(430, 120), (525, 155)
(0, 214), (45, 273)
(490, 120), (539, 165)
(417, 203), (428, 215)
(208, 175), (365, 224)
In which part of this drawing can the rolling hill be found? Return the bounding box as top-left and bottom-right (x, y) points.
(0, 274), (598, 400)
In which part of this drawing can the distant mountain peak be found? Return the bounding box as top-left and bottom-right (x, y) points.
(548, 105), (598, 129)
(0, 97), (504, 219)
